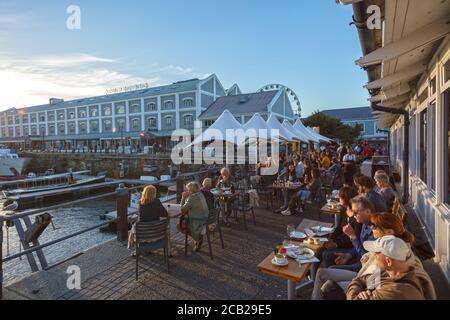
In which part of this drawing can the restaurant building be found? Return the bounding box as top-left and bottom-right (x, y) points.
(339, 0), (450, 281)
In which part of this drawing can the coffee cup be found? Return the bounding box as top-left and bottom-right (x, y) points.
(274, 253), (286, 264)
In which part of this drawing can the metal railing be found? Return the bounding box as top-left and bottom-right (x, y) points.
(0, 166), (219, 299)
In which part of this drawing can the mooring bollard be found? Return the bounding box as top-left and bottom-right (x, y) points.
(116, 184), (129, 241)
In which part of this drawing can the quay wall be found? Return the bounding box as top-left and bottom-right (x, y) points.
(20, 152), (175, 179)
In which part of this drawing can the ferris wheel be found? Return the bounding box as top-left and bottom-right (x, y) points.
(258, 84), (301, 118)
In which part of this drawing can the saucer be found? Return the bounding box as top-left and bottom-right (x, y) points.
(271, 257), (289, 266)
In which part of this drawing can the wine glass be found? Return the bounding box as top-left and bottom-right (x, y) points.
(286, 224), (295, 239)
(326, 194), (331, 205)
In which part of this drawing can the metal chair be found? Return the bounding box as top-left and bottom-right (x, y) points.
(232, 190), (256, 230)
(135, 219), (169, 280)
(204, 208), (225, 260)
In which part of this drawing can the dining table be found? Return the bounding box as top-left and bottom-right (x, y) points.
(320, 202), (343, 228)
(257, 218), (333, 300)
(269, 183), (303, 209)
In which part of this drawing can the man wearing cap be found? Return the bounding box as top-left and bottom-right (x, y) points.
(346, 235), (425, 300)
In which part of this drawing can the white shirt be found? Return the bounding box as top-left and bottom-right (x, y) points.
(343, 154), (356, 162)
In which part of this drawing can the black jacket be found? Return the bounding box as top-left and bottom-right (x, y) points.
(138, 199), (168, 222)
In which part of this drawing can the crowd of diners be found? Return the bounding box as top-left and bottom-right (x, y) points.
(271, 141), (436, 300)
(127, 139), (435, 300)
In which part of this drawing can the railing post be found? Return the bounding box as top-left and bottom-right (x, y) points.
(176, 176), (184, 204)
(116, 184), (129, 241)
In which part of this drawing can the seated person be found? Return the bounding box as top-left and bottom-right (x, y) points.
(180, 182), (209, 251)
(320, 152), (331, 169)
(201, 178), (215, 211)
(216, 167), (235, 227)
(325, 158), (342, 186)
(282, 168), (321, 216)
(347, 236), (425, 300)
(313, 213), (435, 300)
(327, 186), (360, 250)
(374, 173), (396, 213)
(355, 175), (388, 213)
(286, 162), (298, 182)
(321, 195), (375, 272)
(128, 185), (168, 251)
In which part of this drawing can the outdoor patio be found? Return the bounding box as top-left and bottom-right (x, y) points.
(3, 204), (449, 300)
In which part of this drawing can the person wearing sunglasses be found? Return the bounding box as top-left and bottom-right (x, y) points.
(321, 195), (375, 271)
(312, 213), (436, 300)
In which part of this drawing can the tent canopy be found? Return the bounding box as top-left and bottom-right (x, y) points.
(306, 126), (332, 143)
(243, 113), (283, 141)
(266, 114), (298, 142)
(293, 119), (320, 143)
(189, 109), (242, 146)
(282, 120), (311, 143)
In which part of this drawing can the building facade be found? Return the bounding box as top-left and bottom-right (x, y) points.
(199, 88), (296, 127)
(0, 74), (230, 150)
(343, 0), (450, 282)
(321, 107), (388, 142)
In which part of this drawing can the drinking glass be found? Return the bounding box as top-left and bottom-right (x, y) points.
(287, 224), (295, 239)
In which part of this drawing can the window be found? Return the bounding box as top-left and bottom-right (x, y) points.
(165, 116), (173, 127)
(183, 114), (193, 126)
(30, 114), (37, 122)
(130, 103), (140, 114)
(445, 91), (450, 204)
(131, 118), (140, 130)
(31, 125), (37, 135)
(22, 115), (28, 124)
(78, 110), (87, 118)
(444, 59), (450, 84)
(147, 103), (157, 111)
(79, 122), (87, 133)
(148, 117), (157, 129)
(69, 112), (75, 119)
(8, 127), (14, 136)
(89, 106), (98, 117)
(428, 104), (436, 191)
(39, 114), (45, 122)
(14, 116), (19, 124)
(117, 119), (125, 130)
(204, 120), (213, 127)
(47, 113), (55, 122)
(90, 121), (98, 132)
(183, 98), (193, 107)
(23, 126), (29, 136)
(163, 101), (174, 109)
(57, 111), (64, 120)
(430, 77), (436, 95)
(418, 88), (428, 106)
(419, 109), (427, 183)
(104, 119), (112, 131)
(103, 106), (112, 116)
(39, 126), (46, 135)
(116, 104), (125, 114)
(58, 124), (65, 135)
(69, 123), (76, 134)
(49, 125), (55, 135)
(8, 116), (13, 125)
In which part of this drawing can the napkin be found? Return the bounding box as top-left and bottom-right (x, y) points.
(297, 257), (320, 265)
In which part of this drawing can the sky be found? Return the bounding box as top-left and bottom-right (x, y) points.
(0, 0), (369, 116)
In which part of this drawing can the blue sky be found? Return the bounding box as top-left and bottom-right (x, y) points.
(0, 0), (369, 116)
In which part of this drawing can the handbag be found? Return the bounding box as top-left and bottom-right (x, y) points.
(177, 215), (189, 234)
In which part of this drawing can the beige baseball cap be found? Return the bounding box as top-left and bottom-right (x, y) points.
(363, 235), (409, 261)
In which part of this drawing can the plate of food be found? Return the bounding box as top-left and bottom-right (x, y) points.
(271, 254), (289, 266)
(287, 247), (314, 260)
(289, 231), (306, 240)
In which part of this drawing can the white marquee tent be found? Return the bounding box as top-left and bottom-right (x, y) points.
(293, 119), (321, 144)
(243, 113), (285, 142)
(266, 114), (299, 142)
(282, 119), (313, 143)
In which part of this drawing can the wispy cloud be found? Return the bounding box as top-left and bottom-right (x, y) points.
(0, 52), (211, 110)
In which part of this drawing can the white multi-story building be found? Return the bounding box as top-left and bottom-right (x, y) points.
(0, 74), (228, 149)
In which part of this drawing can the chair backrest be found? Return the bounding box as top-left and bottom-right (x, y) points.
(206, 208), (220, 225)
(135, 219), (167, 243)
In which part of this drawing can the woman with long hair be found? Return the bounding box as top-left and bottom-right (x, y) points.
(312, 213), (436, 300)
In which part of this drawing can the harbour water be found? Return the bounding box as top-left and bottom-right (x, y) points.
(1, 197), (117, 286)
